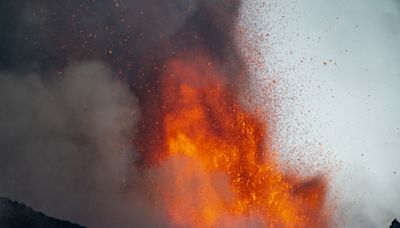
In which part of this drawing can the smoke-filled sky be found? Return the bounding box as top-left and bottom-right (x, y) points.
(246, 0), (400, 227)
(0, 0), (399, 227)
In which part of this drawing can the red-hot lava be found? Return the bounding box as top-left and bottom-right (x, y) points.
(135, 50), (332, 228)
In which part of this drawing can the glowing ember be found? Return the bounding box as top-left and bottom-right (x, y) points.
(137, 51), (331, 227)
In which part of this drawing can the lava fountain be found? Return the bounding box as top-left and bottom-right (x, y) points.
(131, 1), (333, 227)
(134, 50), (331, 227)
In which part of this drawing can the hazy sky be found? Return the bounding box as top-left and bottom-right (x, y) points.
(249, 0), (400, 226)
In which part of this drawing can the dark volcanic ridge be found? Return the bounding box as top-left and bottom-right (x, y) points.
(0, 197), (84, 228)
(391, 219), (400, 228)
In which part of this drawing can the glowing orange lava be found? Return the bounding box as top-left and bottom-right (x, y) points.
(142, 51), (331, 227)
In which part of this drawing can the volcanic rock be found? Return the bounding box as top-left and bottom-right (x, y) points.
(391, 219), (400, 228)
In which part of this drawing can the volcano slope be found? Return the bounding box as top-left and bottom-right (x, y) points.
(0, 197), (84, 228)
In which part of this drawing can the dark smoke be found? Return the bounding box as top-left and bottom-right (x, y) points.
(0, 61), (168, 227)
(0, 0), (244, 227)
(0, 0), (242, 75)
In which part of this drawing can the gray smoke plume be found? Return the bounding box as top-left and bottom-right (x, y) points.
(0, 0), (244, 226)
(0, 61), (168, 227)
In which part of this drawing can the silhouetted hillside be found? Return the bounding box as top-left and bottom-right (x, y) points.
(391, 219), (400, 228)
(0, 197), (84, 228)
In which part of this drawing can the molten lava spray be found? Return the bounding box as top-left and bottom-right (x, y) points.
(154, 52), (329, 227)
(0, 0), (334, 227)
(132, 2), (332, 227)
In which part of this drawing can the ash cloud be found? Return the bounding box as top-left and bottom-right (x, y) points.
(0, 0), (244, 162)
(0, 0), (242, 76)
(0, 0), (245, 226)
(0, 62), (168, 227)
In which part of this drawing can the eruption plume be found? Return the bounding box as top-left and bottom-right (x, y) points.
(0, 0), (334, 227)
(130, 1), (332, 227)
(136, 51), (331, 227)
